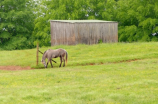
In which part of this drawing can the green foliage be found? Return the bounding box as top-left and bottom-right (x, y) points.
(0, 0), (36, 50)
(119, 25), (137, 42)
(117, 0), (158, 42)
(98, 39), (103, 44)
(1, 37), (35, 50)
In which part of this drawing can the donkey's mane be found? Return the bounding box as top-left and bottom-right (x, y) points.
(43, 49), (51, 56)
(43, 50), (47, 55)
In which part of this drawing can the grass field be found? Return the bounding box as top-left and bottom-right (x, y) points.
(0, 42), (158, 104)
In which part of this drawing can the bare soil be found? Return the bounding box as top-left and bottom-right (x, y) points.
(0, 59), (140, 71)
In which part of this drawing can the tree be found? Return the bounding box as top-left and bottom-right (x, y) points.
(116, 0), (158, 42)
(0, 0), (35, 50)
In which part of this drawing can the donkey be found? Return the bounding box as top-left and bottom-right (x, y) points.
(41, 48), (68, 68)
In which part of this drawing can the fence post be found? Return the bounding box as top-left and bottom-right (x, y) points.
(36, 42), (39, 66)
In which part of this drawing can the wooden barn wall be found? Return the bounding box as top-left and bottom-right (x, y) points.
(51, 21), (118, 46)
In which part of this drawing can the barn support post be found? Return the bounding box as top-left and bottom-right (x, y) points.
(36, 42), (39, 66)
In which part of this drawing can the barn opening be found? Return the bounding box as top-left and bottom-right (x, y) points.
(50, 20), (118, 46)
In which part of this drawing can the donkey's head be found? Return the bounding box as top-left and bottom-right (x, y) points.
(41, 50), (48, 68)
(41, 59), (47, 68)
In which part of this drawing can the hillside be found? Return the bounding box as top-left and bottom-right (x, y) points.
(0, 42), (158, 103)
(0, 42), (158, 68)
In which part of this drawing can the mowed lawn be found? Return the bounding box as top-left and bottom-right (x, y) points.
(0, 42), (158, 103)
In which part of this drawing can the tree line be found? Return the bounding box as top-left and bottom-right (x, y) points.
(0, 0), (158, 50)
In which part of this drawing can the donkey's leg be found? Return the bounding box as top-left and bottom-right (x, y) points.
(59, 56), (62, 67)
(50, 59), (53, 68)
(46, 60), (49, 68)
(62, 57), (65, 67)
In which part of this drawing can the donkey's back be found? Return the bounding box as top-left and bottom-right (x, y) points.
(47, 48), (66, 58)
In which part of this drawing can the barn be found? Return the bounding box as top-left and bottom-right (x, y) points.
(50, 20), (118, 46)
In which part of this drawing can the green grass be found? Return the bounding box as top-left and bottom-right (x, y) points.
(0, 42), (158, 103)
(1, 42), (158, 67)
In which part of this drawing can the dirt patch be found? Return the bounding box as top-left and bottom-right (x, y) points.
(113, 59), (141, 64)
(90, 63), (95, 65)
(0, 66), (32, 71)
(0, 59), (141, 70)
(86, 59), (141, 66)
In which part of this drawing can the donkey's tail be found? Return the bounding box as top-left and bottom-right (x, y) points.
(66, 52), (68, 66)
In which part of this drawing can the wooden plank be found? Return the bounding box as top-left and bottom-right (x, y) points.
(89, 24), (92, 45)
(102, 23), (106, 43)
(75, 23), (78, 44)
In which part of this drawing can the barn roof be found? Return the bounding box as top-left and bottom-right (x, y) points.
(50, 20), (117, 23)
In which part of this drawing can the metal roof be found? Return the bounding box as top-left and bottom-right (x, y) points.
(50, 20), (117, 23)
